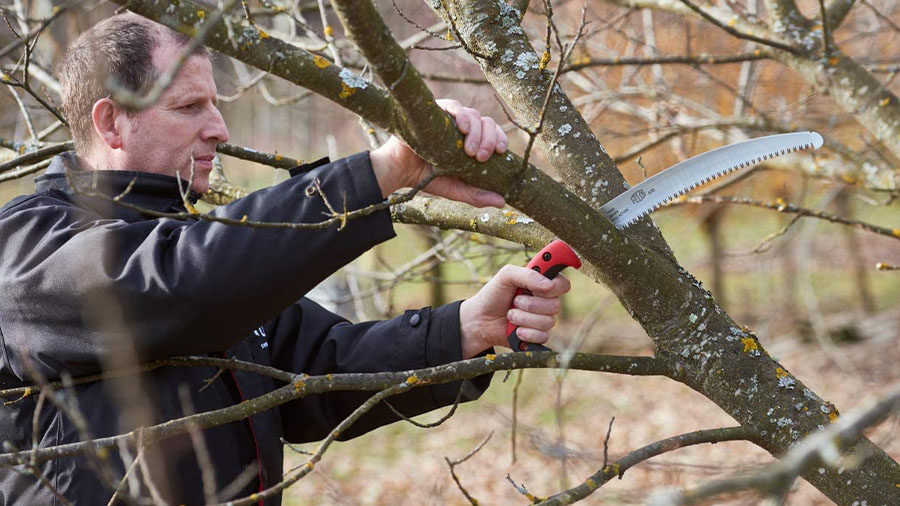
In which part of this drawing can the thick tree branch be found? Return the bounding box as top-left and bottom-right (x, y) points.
(0, 352), (672, 467)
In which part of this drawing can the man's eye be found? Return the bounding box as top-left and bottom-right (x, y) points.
(180, 103), (201, 111)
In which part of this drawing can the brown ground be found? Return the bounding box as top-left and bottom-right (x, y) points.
(282, 305), (900, 505)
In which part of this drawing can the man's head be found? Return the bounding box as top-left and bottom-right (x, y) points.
(58, 13), (228, 193)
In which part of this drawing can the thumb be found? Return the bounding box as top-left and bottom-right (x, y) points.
(496, 265), (554, 294)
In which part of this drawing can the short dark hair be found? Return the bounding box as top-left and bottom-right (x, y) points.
(57, 13), (197, 154)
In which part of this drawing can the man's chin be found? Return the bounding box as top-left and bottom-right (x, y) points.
(190, 178), (210, 195)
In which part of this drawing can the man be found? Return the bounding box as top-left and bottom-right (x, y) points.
(0, 13), (569, 505)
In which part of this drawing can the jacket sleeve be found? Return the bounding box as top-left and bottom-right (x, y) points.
(270, 298), (493, 443)
(0, 153), (395, 379)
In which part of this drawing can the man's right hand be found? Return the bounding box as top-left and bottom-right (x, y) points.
(458, 265), (571, 359)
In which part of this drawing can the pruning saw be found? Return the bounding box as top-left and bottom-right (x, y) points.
(507, 131), (824, 352)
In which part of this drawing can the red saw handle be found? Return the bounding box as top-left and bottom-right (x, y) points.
(507, 240), (581, 352)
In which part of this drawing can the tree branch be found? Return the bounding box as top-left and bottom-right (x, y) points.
(665, 194), (900, 242)
(0, 352), (673, 468)
(824, 0), (858, 30)
(657, 380), (900, 505)
(678, 0), (803, 55)
(537, 426), (756, 505)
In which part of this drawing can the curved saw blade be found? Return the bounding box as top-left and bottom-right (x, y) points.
(599, 131), (824, 229)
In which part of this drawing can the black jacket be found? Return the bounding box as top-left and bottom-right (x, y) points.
(0, 153), (490, 505)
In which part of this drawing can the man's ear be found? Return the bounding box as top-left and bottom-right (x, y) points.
(91, 98), (124, 150)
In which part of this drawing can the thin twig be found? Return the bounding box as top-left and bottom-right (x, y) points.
(675, 0), (803, 55)
(537, 426), (755, 505)
(445, 432), (493, 506)
(818, 0), (832, 57)
(522, 5), (588, 169)
(511, 368), (524, 465)
(665, 194), (900, 242)
(602, 417), (615, 469)
(215, 142), (301, 170)
(383, 382), (466, 428)
(564, 51), (769, 72)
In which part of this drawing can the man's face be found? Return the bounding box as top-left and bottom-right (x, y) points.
(117, 40), (228, 193)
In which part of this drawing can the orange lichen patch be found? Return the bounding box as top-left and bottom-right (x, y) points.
(828, 57), (841, 66)
(503, 210), (520, 224)
(603, 464), (620, 476)
(828, 411), (839, 423)
(339, 82), (356, 99)
(585, 478), (597, 490)
(775, 367), (789, 379)
(293, 379), (306, 393)
(741, 336), (758, 353)
(406, 374), (420, 385)
(753, 49), (762, 56)
(484, 354), (497, 362)
(258, 29), (269, 39)
(892, 229), (900, 238)
(445, 30), (453, 41)
(313, 55), (331, 69)
(726, 17), (737, 27)
(456, 139), (463, 149)
(841, 173), (856, 184)
(240, 215), (248, 223)
(324, 25), (334, 37)
(881, 97), (892, 107)
(539, 51), (551, 71)
(196, 10), (206, 20)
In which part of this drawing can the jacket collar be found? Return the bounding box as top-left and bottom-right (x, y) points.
(36, 153), (201, 214)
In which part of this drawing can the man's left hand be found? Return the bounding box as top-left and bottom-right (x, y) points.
(369, 99), (507, 208)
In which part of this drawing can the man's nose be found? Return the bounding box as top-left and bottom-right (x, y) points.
(204, 106), (229, 144)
